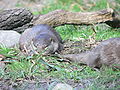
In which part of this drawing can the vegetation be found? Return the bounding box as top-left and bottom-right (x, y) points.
(0, 0), (120, 89)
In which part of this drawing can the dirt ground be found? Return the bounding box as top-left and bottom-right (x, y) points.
(0, 0), (46, 12)
(0, 77), (95, 90)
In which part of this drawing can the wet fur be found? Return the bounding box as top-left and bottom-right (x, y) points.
(60, 38), (120, 69)
(19, 24), (63, 56)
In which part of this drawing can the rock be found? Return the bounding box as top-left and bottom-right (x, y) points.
(0, 30), (21, 47)
(19, 24), (63, 56)
(0, 54), (5, 61)
(0, 61), (5, 69)
(52, 83), (73, 90)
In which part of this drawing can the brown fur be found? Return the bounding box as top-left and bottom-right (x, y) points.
(60, 38), (120, 69)
(19, 24), (63, 56)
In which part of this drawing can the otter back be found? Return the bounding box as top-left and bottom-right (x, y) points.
(59, 38), (120, 69)
(19, 24), (63, 56)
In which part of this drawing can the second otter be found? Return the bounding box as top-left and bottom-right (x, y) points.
(59, 38), (120, 69)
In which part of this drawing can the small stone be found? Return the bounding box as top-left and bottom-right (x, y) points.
(0, 61), (5, 69)
(0, 30), (21, 47)
(52, 83), (73, 90)
(0, 54), (5, 61)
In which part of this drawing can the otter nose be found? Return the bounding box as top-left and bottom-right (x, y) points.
(37, 45), (49, 53)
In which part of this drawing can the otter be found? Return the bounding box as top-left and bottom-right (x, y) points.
(59, 38), (120, 69)
(19, 24), (63, 56)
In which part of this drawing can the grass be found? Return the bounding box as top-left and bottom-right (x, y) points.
(56, 24), (120, 41)
(0, 0), (120, 89)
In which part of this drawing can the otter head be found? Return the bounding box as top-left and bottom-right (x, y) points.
(33, 34), (59, 55)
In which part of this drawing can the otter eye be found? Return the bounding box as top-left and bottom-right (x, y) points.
(22, 49), (26, 52)
(43, 44), (48, 48)
(50, 38), (53, 41)
(34, 42), (39, 47)
(36, 43), (39, 46)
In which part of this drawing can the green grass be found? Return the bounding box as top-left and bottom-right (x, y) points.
(0, 0), (120, 89)
(32, 0), (109, 15)
(55, 24), (120, 41)
(0, 47), (120, 89)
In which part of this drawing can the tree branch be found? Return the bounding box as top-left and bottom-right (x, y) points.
(33, 8), (114, 27)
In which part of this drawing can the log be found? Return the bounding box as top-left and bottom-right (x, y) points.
(0, 8), (33, 30)
(105, 11), (120, 28)
(32, 8), (114, 27)
(0, 8), (119, 32)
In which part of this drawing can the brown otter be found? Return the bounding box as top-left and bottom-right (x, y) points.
(19, 24), (63, 56)
(59, 38), (120, 69)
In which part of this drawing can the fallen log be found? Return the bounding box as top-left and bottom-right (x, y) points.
(32, 8), (117, 27)
(0, 8), (119, 32)
(105, 11), (120, 28)
(0, 8), (33, 31)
